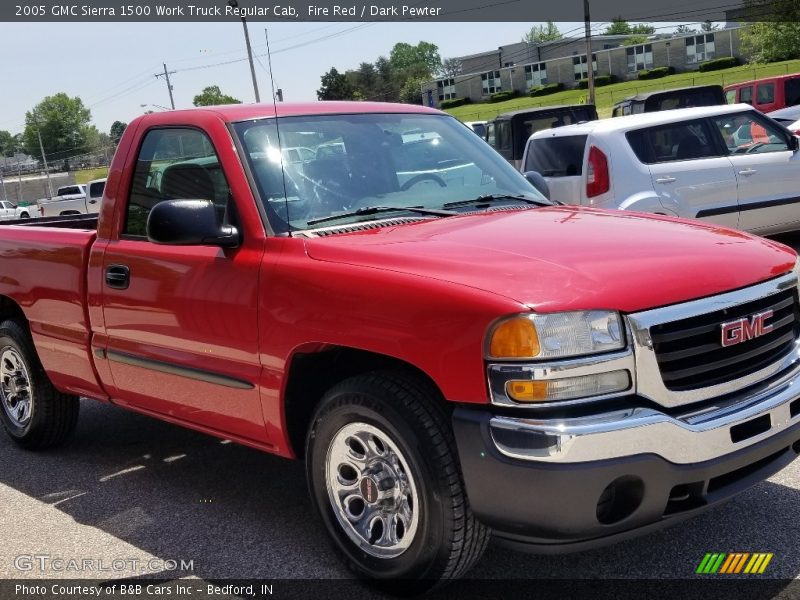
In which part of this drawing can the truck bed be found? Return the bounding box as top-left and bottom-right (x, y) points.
(0, 214), (98, 229)
(0, 221), (102, 398)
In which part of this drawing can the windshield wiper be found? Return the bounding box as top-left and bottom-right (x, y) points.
(307, 205), (457, 226)
(443, 194), (556, 209)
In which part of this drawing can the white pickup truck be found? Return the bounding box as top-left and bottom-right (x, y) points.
(0, 201), (34, 220)
(38, 179), (105, 217)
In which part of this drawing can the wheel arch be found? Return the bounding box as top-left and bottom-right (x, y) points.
(0, 295), (28, 328)
(283, 345), (446, 459)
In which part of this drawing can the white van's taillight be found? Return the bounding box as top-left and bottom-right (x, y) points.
(586, 145), (609, 198)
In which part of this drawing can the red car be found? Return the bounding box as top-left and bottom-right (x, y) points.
(1, 102), (799, 590)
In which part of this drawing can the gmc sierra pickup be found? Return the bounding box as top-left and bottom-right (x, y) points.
(1, 102), (799, 590)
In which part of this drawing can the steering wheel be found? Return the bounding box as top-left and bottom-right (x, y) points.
(399, 174), (447, 191)
(745, 142), (768, 154)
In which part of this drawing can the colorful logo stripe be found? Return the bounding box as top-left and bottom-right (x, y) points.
(697, 553), (773, 574)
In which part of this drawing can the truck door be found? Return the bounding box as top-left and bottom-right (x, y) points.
(99, 126), (267, 443)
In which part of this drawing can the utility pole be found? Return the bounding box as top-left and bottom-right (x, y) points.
(34, 120), (54, 199)
(0, 168), (7, 203)
(583, 0), (596, 106)
(155, 63), (176, 110)
(229, 0), (260, 103)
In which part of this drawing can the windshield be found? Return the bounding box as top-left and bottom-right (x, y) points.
(233, 113), (547, 233)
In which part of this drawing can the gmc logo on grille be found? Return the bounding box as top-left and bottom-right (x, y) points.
(721, 310), (774, 347)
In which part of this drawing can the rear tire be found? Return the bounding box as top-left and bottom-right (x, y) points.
(306, 371), (489, 592)
(0, 319), (79, 449)
(18, 212), (29, 219)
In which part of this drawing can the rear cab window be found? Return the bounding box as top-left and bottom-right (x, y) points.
(89, 181), (105, 199)
(626, 119), (720, 164)
(524, 135), (588, 176)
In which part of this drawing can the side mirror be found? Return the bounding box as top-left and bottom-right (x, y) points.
(524, 170), (550, 200)
(790, 135), (799, 152)
(147, 199), (240, 248)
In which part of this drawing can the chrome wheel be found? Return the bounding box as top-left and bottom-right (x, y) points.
(0, 346), (33, 428)
(325, 422), (420, 559)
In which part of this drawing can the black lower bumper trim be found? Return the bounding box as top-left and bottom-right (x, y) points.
(453, 408), (800, 553)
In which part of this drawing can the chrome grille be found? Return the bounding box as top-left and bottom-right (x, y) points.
(650, 288), (800, 391)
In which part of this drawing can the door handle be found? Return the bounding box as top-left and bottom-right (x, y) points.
(738, 168), (757, 176)
(655, 176), (676, 184)
(105, 264), (130, 290)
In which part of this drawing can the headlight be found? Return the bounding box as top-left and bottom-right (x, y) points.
(486, 311), (625, 360)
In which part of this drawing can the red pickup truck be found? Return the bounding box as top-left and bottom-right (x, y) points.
(1, 102), (799, 589)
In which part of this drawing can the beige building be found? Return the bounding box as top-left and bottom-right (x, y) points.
(423, 28), (744, 108)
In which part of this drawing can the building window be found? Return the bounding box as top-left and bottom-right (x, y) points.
(524, 62), (548, 87)
(436, 78), (456, 101)
(572, 54), (598, 81)
(481, 71), (502, 95)
(626, 44), (653, 72)
(686, 34), (715, 64)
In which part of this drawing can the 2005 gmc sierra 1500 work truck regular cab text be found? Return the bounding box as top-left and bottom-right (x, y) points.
(0, 102), (799, 590)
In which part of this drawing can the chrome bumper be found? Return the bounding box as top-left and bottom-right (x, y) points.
(489, 348), (800, 464)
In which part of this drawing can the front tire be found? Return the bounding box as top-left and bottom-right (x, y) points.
(306, 371), (488, 591)
(0, 319), (79, 449)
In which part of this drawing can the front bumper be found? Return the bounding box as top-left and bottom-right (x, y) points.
(453, 360), (800, 552)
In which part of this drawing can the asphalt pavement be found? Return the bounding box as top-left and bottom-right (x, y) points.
(1, 233), (800, 595)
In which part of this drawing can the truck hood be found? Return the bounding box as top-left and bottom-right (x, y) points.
(304, 207), (796, 313)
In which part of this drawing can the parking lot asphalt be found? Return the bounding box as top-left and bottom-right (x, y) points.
(1, 232), (800, 593)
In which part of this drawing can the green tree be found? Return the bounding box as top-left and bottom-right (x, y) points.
(373, 56), (397, 101)
(317, 67), (356, 100)
(389, 41), (441, 78)
(22, 93), (93, 159)
(400, 76), (427, 105)
(0, 131), (15, 157)
(192, 85), (242, 107)
(675, 24), (696, 34)
(740, 0), (800, 63)
(701, 20), (719, 31)
(438, 57), (463, 79)
(625, 34), (650, 46)
(631, 24), (655, 34)
(109, 121), (127, 144)
(523, 21), (562, 43)
(605, 17), (632, 35)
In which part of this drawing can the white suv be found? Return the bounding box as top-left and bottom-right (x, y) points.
(521, 104), (800, 234)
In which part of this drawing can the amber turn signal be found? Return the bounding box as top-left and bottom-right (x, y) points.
(488, 317), (540, 359)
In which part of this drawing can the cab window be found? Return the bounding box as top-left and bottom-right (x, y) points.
(125, 128), (232, 238)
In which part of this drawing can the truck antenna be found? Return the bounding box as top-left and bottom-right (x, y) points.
(264, 27), (291, 234)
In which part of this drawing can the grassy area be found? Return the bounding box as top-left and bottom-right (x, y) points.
(446, 59), (800, 121)
(73, 167), (109, 184)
